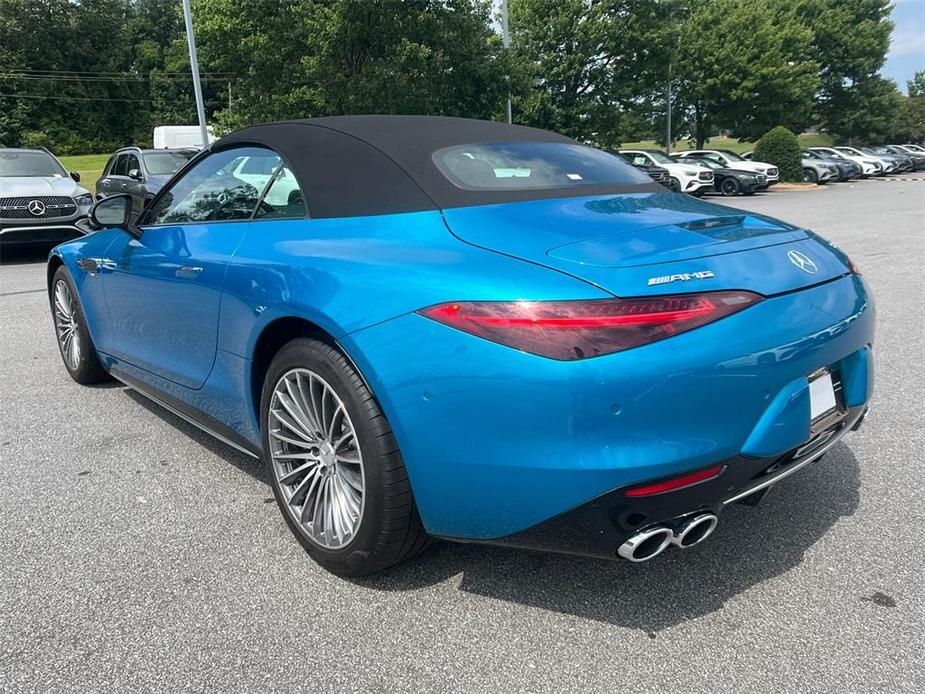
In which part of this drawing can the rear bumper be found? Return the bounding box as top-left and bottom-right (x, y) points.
(345, 274), (874, 545)
(492, 402), (868, 559)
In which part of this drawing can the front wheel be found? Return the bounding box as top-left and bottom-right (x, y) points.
(803, 168), (818, 184)
(261, 338), (430, 576)
(50, 266), (110, 384)
(720, 178), (741, 196)
(668, 177), (682, 193)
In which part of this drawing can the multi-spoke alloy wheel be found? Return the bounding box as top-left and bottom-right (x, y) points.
(54, 279), (82, 370)
(268, 368), (365, 550)
(49, 266), (109, 385)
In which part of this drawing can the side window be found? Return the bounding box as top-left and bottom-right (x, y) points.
(145, 147), (281, 225)
(104, 155), (118, 176)
(254, 165), (306, 220)
(125, 154), (141, 178)
(706, 153), (723, 163)
(113, 154), (128, 176)
(632, 155), (648, 166)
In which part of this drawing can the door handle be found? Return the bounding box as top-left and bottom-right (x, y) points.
(175, 265), (203, 280)
(77, 257), (117, 276)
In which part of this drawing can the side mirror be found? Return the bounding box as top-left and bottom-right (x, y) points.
(89, 194), (141, 238)
(70, 171), (81, 182)
(128, 168), (142, 181)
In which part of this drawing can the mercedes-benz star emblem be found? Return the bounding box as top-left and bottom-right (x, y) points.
(787, 249), (818, 274)
(27, 199), (46, 216)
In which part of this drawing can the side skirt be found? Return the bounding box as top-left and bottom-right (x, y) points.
(110, 367), (263, 459)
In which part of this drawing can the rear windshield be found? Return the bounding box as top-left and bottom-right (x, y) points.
(0, 151), (67, 177)
(433, 142), (650, 190)
(143, 150), (195, 176)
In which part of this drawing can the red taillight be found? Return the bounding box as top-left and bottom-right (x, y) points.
(624, 464), (725, 497)
(417, 291), (762, 360)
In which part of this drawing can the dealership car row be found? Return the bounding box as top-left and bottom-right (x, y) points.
(1, 137), (924, 249)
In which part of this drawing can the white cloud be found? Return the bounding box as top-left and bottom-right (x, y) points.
(889, 27), (925, 58)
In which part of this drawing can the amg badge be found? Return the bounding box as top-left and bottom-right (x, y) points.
(647, 270), (715, 286)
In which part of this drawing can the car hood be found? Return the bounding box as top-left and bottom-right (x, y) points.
(726, 160), (775, 174)
(0, 176), (88, 198)
(443, 192), (851, 297)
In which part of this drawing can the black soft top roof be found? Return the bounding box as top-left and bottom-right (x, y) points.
(215, 116), (660, 218)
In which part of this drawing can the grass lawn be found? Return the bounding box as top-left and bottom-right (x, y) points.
(59, 153), (110, 194)
(620, 133), (833, 154)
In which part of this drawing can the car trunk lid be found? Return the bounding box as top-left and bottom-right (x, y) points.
(442, 192), (850, 297)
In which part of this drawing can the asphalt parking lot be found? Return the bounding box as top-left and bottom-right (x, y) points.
(1, 180), (923, 694)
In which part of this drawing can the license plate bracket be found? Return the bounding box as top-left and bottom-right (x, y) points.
(808, 368), (847, 435)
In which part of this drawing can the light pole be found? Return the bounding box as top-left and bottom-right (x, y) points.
(502, 0), (511, 124)
(182, 0), (209, 147)
(666, 60), (672, 154)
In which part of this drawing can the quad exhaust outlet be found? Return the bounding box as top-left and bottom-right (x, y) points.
(617, 512), (719, 562)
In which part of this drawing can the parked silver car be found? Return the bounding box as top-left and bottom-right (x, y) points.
(742, 150), (837, 184)
(0, 148), (93, 247)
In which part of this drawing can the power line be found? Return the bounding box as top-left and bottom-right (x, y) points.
(1, 68), (234, 76)
(0, 92), (227, 105)
(0, 73), (233, 82)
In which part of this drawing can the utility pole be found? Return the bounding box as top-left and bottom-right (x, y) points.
(502, 0), (511, 124)
(182, 0), (209, 147)
(666, 61), (672, 154)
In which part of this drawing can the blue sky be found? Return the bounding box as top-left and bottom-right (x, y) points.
(884, 0), (925, 92)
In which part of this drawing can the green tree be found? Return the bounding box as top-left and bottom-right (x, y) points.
(907, 70), (925, 98)
(670, 0), (819, 148)
(193, 0), (506, 133)
(753, 126), (802, 182)
(0, 0), (188, 152)
(892, 96), (925, 144)
(508, 0), (665, 146)
(795, 0), (897, 142)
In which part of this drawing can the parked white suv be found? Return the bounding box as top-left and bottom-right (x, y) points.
(808, 147), (882, 177)
(0, 148), (93, 247)
(618, 149), (714, 196)
(835, 146), (896, 174)
(671, 149), (778, 186)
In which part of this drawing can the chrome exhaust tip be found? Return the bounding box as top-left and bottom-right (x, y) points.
(670, 513), (718, 549)
(617, 525), (674, 562)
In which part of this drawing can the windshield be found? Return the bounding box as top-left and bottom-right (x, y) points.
(143, 150), (195, 176)
(690, 158), (721, 170)
(434, 142), (651, 190)
(0, 151), (67, 177)
(644, 150), (673, 164)
(716, 149), (745, 162)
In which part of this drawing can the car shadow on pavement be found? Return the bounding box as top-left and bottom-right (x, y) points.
(357, 444), (861, 633)
(123, 389), (267, 482)
(117, 383), (861, 632)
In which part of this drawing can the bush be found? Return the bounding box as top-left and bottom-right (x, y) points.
(753, 126), (803, 182)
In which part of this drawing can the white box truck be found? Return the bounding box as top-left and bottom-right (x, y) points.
(153, 125), (216, 149)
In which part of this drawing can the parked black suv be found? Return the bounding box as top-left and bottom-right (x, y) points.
(612, 151), (671, 187)
(96, 147), (195, 217)
(683, 157), (766, 196)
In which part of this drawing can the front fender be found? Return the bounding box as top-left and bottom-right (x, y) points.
(46, 231), (120, 348)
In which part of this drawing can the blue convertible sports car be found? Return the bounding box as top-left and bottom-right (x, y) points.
(48, 116), (874, 575)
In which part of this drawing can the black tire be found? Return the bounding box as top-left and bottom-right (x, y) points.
(260, 338), (430, 576)
(668, 177), (682, 193)
(803, 168), (818, 184)
(50, 266), (110, 385)
(720, 177), (740, 196)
